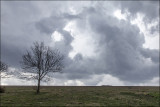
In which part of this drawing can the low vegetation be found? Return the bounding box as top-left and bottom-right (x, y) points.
(0, 86), (159, 106)
(0, 87), (5, 93)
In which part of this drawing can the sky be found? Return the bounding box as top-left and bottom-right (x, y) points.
(1, 1), (159, 86)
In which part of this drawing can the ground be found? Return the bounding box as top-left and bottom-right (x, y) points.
(0, 86), (159, 106)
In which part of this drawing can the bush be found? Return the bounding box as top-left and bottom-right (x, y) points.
(0, 86), (5, 93)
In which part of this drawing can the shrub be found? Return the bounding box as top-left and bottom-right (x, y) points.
(0, 86), (5, 93)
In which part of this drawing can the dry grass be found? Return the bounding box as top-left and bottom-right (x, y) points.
(0, 86), (159, 106)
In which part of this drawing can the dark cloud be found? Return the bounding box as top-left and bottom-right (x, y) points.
(74, 53), (83, 61)
(1, 2), (41, 67)
(120, 1), (159, 19)
(1, 1), (71, 67)
(120, 1), (159, 35)
(59, 3), (159, 83)
(140, 48), (159, 63)
(81, 5), (158, 82)
(35, 15), (66, 34)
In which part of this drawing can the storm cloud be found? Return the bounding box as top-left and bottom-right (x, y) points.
(1, 1), (159, 86)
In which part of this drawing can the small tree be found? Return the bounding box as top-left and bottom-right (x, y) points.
(21, 42), (64, 93)
(0, 61), (8, 93)
(0, 61), (8, 72)
(0, 61), (9, 78)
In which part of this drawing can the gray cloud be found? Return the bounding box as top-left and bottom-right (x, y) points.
(140, 48), (159, 63)
(1, 1), (68, 67)
(1, 1), (159, 85)
(58, 3), (159, 83)
(120, 1), (159, 35)
(35, 15), (66, 34)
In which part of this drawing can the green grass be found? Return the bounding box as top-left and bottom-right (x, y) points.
(0, 86), (159, 106)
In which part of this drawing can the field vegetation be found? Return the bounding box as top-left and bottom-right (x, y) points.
(0, 86), (159, 106)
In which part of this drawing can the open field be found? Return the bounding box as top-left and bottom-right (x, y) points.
(0, 86), (159, 106)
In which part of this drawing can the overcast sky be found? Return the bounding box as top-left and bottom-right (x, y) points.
(1, 1), (159, 86)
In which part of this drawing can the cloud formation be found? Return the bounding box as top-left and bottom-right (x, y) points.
(1, 1), (159, 86)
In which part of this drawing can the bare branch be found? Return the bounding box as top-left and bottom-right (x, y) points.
(0, 61), (8, 72)
(20, 42), (64, 93)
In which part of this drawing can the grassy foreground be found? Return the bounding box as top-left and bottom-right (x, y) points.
(0, 86), (159, 106)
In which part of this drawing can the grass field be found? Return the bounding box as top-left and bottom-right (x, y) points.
(0, 86), (159, 106)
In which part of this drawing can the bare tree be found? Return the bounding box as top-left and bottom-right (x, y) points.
(0, 61), (8, 72)
(21, 42), (64, 93)
(0, 61), (8, 78)
(0, 61), (22, 79)
(0, 61), (8, 88)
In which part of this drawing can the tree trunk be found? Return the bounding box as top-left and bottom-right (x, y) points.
(36, 78), (40, 94)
